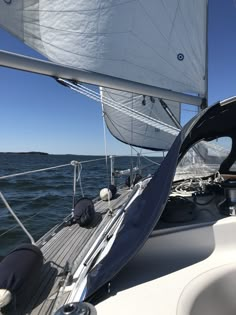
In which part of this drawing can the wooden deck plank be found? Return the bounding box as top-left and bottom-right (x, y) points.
(24, 188), (131, 315)
(27, 226), (93, 314)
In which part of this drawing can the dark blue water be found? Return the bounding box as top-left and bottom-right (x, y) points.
(0, 153), (161, 256)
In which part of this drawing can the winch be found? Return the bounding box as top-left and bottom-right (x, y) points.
(55, 302), (96, 315)
(218, 180), (236, 216)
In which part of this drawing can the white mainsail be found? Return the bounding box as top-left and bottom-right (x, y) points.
(0, 0), (207, 96)
(0, 0), (208, 150)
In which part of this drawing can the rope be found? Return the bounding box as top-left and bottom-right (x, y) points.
(101, 104), (111, 208)
(71, 161), (84, 209)
(101, 104), (108, 163)
(129, 145), (134, 186)
(57, 78), (180, 136)
(77, 163), (84, 197)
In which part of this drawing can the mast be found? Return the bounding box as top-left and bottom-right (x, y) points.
(199, 0), (208, 111)
(204, 0), (209, 108)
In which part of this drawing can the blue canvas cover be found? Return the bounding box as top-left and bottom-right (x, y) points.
(85, 99), (236, 299)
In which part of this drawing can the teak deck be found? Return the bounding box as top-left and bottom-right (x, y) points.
(19, 187), (131, 315)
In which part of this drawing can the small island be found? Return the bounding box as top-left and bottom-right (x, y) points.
(0, 152), (49, 155)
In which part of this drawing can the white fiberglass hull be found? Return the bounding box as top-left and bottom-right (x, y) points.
(96, 216), (236, 315)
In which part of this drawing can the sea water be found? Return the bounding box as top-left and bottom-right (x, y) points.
(0, 153), (161, 256)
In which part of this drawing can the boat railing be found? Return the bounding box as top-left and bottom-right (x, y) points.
(113, 154), (162, 186)
(0, 191), (36, 245)
(0, 157), (109, 255)
(0, 154), (160, 256)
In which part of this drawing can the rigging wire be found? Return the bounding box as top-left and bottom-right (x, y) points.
(71, 161), (84, 204)
(0, 206), (54, 239)
(0, 157), (109, 242)
(130, 93), (134, 184)
(0, 163), (71, 180)
(0, 158), (107, 181)
(140, 95), (157, 150)
(102, 111), (161, 170)
(101, 103), (111, 208)
(57, 79), (179, 136)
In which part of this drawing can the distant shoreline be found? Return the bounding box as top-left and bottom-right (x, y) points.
(0, 152), (49, 155)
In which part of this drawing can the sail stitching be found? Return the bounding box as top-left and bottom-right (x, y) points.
(23, 24), (196, 87)
(104, 108), (167, 143)
(169, 0), (180, 41)
(102, 90), (164, 143)
(137, 0), (205, 91)
(24, 21), (131, 35)
(101, 88), (176, 149)
(23, 1), (136, 13)
(140, 98), (156, 149)
(23, 28), (142, 63)
(137, 0), (190, 67)
(23, 12), (198, 90)
(102, 111), (169, 150)
(129, 32), (197, 87)
(178, 4), (203, 81)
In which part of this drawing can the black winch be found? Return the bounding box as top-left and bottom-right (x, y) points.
(219, 180), (236, 216)
(55, 302), (96, 315)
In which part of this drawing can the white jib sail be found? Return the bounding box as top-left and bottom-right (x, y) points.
(101, 88), (181, 151)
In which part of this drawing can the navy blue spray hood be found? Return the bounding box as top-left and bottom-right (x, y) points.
(85, 98), (236, 299)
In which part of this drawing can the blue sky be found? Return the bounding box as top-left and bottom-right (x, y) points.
(0, 0), (236, 155)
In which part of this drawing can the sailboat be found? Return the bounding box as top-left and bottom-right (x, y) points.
(0, 1), (236, 315)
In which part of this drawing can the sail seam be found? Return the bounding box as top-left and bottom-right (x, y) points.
(23, 24), (196, 89)
(102, 111), (169, 152)
(169, 0), (180, 41)
(104, 113), (168, 143)
(24, 21), (130, 35)
(129, 31), (197, 88)
(178, 3), (202, 80)
(23, 1), (136, 13)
